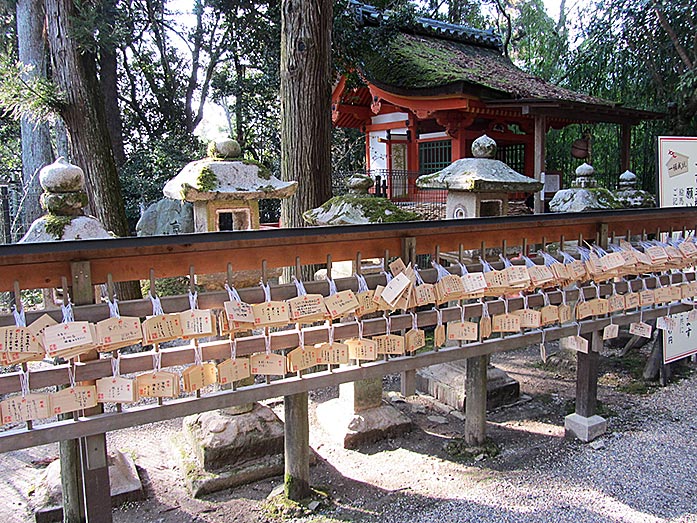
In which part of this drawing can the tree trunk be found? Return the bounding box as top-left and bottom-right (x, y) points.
(99, 0), (126, 169)
(44, 0), (141, 303)
(279, 0), (333, 500)
(280, 0), (333, 230)
(44, 0), (129, 237)
(16, 0), (53, 233)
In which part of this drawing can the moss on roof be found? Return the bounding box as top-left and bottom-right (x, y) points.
(359, 30), (613, 105)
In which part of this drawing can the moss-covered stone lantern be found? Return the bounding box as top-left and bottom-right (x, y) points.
(163, 139), (297, 231)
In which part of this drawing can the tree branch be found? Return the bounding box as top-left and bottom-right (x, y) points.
(655, 7), (693, 70)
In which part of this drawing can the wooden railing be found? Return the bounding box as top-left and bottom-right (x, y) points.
(0, 207), (696, 519)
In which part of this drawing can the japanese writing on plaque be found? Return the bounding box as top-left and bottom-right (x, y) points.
(1, 393), (51, 424)
(96, 316), (142, 351)
(252, 301), (290, 327)
(250, 353), (286, 375)
(217, 357), (251, 384)
(96, 376), (137, 403)
(287, 346), (320, 372)
(288, 294), (327, 322)
(182, 363), (218, 392)
(51, 385), (98, 415)
(355, 291), (379, 317)
(447, 321), (478, 341)
(374, 334), (405, 355)
(142, 314), (183, 345)
(136, 371), (180, 398)
(324, 290), (359, 319)
(405, 328), (426, 352)
(180, 309), (215, 339)
(346, 338), (377, 361)
(492, 313), (521, 333)
(315, 342), (349, 365)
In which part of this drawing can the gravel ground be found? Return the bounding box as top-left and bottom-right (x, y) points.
(1, 346), (695, 523)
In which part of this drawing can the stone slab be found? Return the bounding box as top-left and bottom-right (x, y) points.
(316, 400), (411, 449)
(32, 450), (143, 523)
(183, 404), (284, 473)
(415, 361), (519, 411)
(564, 413), (607, 442)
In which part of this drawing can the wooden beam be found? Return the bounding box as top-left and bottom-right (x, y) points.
(533, 115), (546, 214)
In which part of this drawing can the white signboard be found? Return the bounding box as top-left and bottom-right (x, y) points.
(658, 136), (697, 363)
(658, 136), (697, 207)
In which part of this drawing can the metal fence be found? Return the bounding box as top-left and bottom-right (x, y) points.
(332, 169), (447, 220)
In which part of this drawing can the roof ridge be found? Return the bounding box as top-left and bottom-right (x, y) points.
(349, 0), (502, 50)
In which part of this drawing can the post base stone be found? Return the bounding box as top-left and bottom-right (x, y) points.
(32, 450), (143, 523)
(180, 403), (287, 497)
(316, 399), (411, 449)
(564, 413), (607, 442)
(416, 361), (519, 411)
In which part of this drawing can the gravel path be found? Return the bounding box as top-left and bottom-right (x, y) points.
(373, 374), (697, 523)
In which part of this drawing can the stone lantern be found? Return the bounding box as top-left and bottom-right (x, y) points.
(415, 135), (543, 218)
(614, 170), (655, 208)
(163, 139), (297, 232)
(21, 157), (111, 242)
(549, 163), (621, 212)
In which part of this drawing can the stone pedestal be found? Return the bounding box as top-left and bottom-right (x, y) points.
(564, 413), (607, 442)
(180, 403), (286, 497)
(316, 377), (411, 448)
(415, 360), (520, 411)
(32, 451), (143, 523)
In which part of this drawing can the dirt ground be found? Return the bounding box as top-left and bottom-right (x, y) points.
(1, 341), (691, 523)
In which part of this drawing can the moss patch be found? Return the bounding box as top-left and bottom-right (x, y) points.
(197, 166), (218, 192)
(242, 158), (271, 180)
(444, 437), (500, 461)
(304, 195), (419, 225)
(44, 214), (73, 239)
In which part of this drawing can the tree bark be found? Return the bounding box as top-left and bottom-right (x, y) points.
(280, 0), (333, 230)
(16, 0), (53, 232)
(44, 0), (129, 237)
(99, 0), (126, 168)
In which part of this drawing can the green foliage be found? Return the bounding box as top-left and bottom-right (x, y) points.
(119, 133), (205, 232)
(140, 276), (191, 298)
(0, 51), (65, 123)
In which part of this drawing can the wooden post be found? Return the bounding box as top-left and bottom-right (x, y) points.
(575, 339), (599, 418)
(464, 355), (487, 446)
(533, 115), (546, 214)
(60, 438), (85, 523)
(620, 124), (631, 173)
(71, 261), (112, 522)
(401, 237), (417, 397)
(565, 330), (607, 442)
(284, 391), (311, 500)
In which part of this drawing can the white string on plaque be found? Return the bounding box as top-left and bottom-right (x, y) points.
(96, 352), (138, 404)
(539, 329), (547, 363)
(433, 306), (445, 349)
(405, 311), (426, 352)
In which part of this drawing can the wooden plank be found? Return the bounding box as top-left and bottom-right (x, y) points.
(533, 115), (546, 214)
(0, 304), (688, 454)
(0, 209), (695, 290)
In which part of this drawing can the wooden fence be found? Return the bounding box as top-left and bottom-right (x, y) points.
(0, 207), (696, 521)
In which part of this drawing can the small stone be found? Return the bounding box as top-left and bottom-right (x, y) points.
(474, 453), (485, 462)
(387, 392), (406, 404)
(450, 410), (466, 421)
(207, 419), (227, 434)
(267, 484), (284, 500)
(307, 500), (321, 511)
(209, 138), (241, 159)
(411, 404), (426, 414)
(427, 415), (448, 425)
(471, 134), (497, 159)
(590, 439), (606, 450)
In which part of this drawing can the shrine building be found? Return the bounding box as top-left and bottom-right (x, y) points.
(332, 2), (662, 211)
